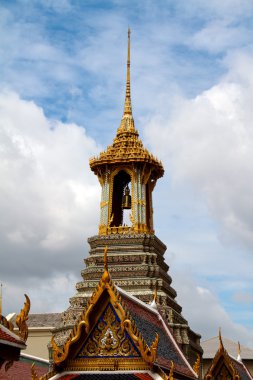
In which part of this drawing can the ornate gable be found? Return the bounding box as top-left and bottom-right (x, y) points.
(77, 302), (140, 359)
(204, 332), (252, 380)
(49, 247), (159, 375)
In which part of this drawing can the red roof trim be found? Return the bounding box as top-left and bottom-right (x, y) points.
(0, 324), (26, 349)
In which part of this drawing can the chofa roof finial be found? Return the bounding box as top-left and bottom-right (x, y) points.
(218, 327), (224, 351)
(150, 280), (158, 309)
(237, 341), (242, 362)
(102, 246), (110, 283)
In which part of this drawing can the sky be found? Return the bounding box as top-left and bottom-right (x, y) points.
(0, 0), (253, 349)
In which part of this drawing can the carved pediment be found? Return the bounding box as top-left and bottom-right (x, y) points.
(50, 247), (159, 374)
(77, 302), (140, 359)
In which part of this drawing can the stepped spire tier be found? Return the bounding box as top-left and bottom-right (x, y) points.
(53, 31), (202, 367)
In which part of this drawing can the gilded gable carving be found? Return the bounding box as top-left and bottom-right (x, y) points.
(77, 303), (140, 358)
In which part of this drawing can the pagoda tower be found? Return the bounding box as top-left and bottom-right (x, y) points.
(54, 30), (202, 364)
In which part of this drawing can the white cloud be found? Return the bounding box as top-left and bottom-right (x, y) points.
(0, 91), (100, 312)
(190, 20), (251, 54)
(178, 0), (253, 21)
(145, 52), (253, 253)
(144, 50), (253, 347)
(173, 272), (253, 348)
(1, 0), (253, 350)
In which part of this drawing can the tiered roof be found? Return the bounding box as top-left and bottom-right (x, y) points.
(89, 28), (163, 179)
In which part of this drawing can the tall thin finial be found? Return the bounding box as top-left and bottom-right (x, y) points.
(123, 27), (132, 116)
(237, 341), (242, 362)
(0, 283), (2, 316)
(218, 327), (224, 351)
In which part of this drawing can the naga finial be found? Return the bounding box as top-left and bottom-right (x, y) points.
(193, 354), (201, 376)
(31, 363), (39, 380)
(16, 294), (30, 342)
(102, 246), (110, 283)
(218, 327), (224, 351)
(154, 280), (158, 303)
(104, 246), (108, 271)
(150, 332), (159, 360)
(150, 280), (158, 308)
(169, 360), (174, 380)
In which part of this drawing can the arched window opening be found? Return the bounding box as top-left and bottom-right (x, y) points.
(111, 170), (131, 227)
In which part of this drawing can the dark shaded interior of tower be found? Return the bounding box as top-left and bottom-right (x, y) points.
(111, 170), (131, 227)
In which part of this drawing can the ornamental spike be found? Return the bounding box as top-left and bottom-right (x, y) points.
(123, 27), (132, 116)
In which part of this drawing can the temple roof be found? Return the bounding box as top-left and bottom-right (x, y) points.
(0, 323), (26, 349)
(204, 333), (253, 380)
(49, 372), (156, 379)
(27, 313), (62, 328)
(230, 357), (253, 380)
(202, 336), (253, 360)
(89, 129), (164, 178)
(44, 247), (197, 380)
(118, 287), (197, 379)
(8, 312), (62, 328)
(0, 353), (48, 379)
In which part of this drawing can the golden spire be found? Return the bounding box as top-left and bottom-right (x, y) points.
(117, 28), (136, 135)
(124, 27), (132, 116)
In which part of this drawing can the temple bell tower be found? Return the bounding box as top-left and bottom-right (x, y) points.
(55, 30), (202, 364)
(90, 29), (163, 236)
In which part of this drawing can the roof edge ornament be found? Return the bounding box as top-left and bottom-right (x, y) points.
(193, 354), (201, 376)
(237, 341), (242, 362)
(101, 246), (110, 283)
(15, 294), (30, 342)
(218, 327), (224, 351)
(150, 280), (158, 309)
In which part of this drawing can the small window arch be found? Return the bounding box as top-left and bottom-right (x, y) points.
(110, 170), (131, 227)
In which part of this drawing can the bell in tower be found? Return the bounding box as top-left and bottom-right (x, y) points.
(122, 184), (131, 209)
(90, 29), (164, 235)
